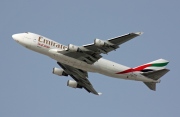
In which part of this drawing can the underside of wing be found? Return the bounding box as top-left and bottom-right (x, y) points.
(57, 32), (142, 65)
(108, 32), (143, 45)
(83, 32), (143, 54)
(57, 62), (101, 95)
(63, 51), (102, 64)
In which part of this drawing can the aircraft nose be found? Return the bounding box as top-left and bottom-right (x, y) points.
(12, 34), (21, 41)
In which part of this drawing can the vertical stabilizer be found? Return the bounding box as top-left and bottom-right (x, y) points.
(133, 59), (169, 73)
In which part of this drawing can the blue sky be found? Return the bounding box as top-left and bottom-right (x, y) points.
(0, 0), (179, 117)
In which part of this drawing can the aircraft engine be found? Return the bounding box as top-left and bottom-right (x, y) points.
(67, 80), (82, 88)
(68, 44), (79, 52)
(52, 67), (68, 76)
(94, 39), (106, 47)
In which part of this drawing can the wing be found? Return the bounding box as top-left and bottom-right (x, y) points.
(83, 32), (143, 54)
(57, 62), (101, 95)
(59, 32), (143, 64)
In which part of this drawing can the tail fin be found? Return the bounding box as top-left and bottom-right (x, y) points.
(134, 59), (170, 91)
(133, 59), (169, 73)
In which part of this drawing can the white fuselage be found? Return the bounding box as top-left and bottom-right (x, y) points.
(12, 32), (156, 83)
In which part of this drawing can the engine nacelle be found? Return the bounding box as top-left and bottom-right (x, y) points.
(94, 39), (105, 47)
(68, 44), (79, 52)
(52, 67), (68, 76)
(67, 80), (82, 88)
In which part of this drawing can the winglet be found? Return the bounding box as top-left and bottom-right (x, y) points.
(98, 92), (102, 96)
(135, 32), (143, 35)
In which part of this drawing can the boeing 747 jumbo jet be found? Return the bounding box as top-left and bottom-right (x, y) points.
(12, 32), (170, 95)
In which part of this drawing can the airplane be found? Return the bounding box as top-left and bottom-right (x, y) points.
(12, 32), (170, 95)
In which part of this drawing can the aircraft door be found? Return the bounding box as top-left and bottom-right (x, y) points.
(33, 37), (37, 43)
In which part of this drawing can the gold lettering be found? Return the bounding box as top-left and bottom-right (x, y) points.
(56, 44), (60, 48)
(45, 40), (50, 45)
(51, 41), (53, 46)
(38, 37), (43, 42)
(63, 46), (66, 50)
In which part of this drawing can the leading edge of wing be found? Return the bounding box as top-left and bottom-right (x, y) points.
(82, 32), (143, 47)
(57, 62), (102, 95)
(107, 32), (143, 45)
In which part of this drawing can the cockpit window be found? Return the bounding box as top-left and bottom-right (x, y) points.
(25, 32), (29, 34)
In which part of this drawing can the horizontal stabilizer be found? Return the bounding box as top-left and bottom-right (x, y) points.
(143, 69), (170, 91)
(144, 82), (156, 91)
(142, 69), (170, 80)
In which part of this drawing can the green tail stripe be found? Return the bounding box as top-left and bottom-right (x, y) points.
(152, 62), (169, 67)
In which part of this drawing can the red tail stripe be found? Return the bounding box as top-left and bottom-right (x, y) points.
(133, 64), (151, 71)
(116, 64), (151, 74)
